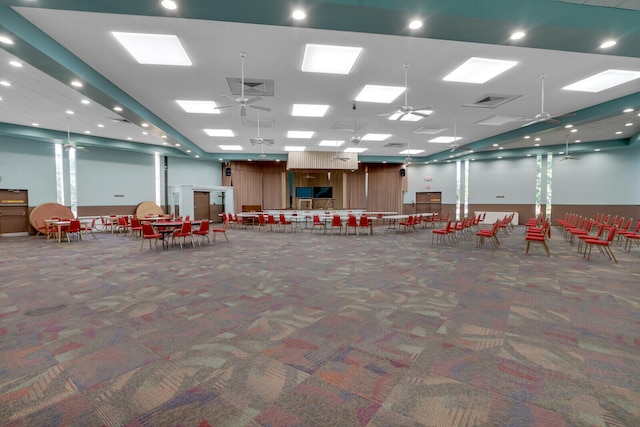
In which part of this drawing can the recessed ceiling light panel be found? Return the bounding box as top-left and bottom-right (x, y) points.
(355, 85), (404, 103)
(176, 100), (220, 114)
(204, 129), (234, 137)
(112, 32), (192, 66)
(429, 136), (462, 143)
(319, 140), (344, 147)
(400, 149), (424, 155)
(344, 147), (367, 153)
(285, 146), (306, 152)
(219, 145), (242, 151)
(362, 133), (391, 141)
(563, 69), (640, 92)
(301, 44), (362, 74)
(287, 131), (314, 139)
(443, 57), (518, 84)
(292, 104), (329, 117)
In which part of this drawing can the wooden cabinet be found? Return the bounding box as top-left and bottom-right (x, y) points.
(415, 191), (441, 215)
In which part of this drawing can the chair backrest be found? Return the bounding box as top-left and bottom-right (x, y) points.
(313, 214), (321, 223)
(332, 215), (342, 226)
(267, 214), (275, 224)
(68, 219), (81, 232)
(258, 214), (266, 225)
(218, 219), (229, 230)
(347, 215), (357, 226)
(279, 213), (288, 223)
(180, 222), (192, 234)
(131, 217), (140, 227)
(142, 223), (155, 236)
(621, 217), (632, 231)
(118, 216), (127, 226)
(443, 219), (452, 232)
(359, 215), (369, 226)
(185, 215), (190, 221)
(199, 220), (210, 232)
(604, 225), (617, 243)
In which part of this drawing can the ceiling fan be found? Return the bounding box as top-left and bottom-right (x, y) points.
(64, 118), (87, 151)
(249, 112), (274, 146)
(379, 63), (433, 121)
(561, 135), (580, 161)
(448, 119), (461, 152)
(350, 103), (362, 145)
(520, 74), (574, 127)
(216, 52), (271, 117)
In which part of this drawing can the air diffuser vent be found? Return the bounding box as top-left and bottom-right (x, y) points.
(242, 117), (274, 128)
(332, 121), (366, 131)
(463, 94), (521, 108)
(413, 127), (447, 135)
(384, 142), (407, 148)
(226, 78), (275, 97)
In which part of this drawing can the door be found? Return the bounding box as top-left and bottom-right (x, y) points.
(0, 189), (29, 235)
(193, 191), (210, 221)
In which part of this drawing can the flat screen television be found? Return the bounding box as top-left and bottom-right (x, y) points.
(295, 187), (313, 198)
(313, 186), (333, 199)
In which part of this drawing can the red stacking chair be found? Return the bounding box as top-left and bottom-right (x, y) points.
(583, 226), (618, 262)
(279, 213), (293, 232)
(330, 215), (343, 235)
(192, 220), (210, 245)
(358, 215), (372, 235)
(312, 215), (326, 233)
(346, 215), (358, 235)
(140, 223), (162, 251)
(432, 219), (454, 245)
(212, 219), (230, 243)
(172, 221), (194, 249)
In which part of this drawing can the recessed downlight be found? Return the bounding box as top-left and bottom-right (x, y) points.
(0, 36), (14, 45)
(161, 0), (178, 10)
(65, 110), (74, 115)
(9, 60), (22, 67)
(292, 9), (306, 20)
(408, 20), (423, 30)
(0, 80), (11, 87)
(600, 39), (617, 49)
(510, 31), (525, 40)
(71, 80), (83, 88)
(114, 106), (123, 112)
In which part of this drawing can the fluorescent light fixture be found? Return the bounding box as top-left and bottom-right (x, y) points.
(112, 32), (192, 66)
(301, 44), (362, 74)
(9, 60), (22, 67)
(65, 110), (74, 115)
(141, 123), (149, 127)
(292, 104), (329, 117)
(218, 145), (242, 151)
(510, 31), (526, 40)
(0, 36), (13, 45)
(429, 136), (462, 143)
(362, 133), (391, 141)
(176, 100), (221, 114)
(0, 80), (11, 87)
(563, 69), (640, 92)
(443, 57), (518, 84)
(623, 108), (634, 113)
(161, 0), (178, 10)
(355, 85), (404, 103)
(344, 147), (367, 153)
(81, 99), (90, 105)
(113, 106), (123, 112)
(204, 129), (234, 137)
(98, 124), (105, 128)
(292, 9), (306, 20)
(71, 80), (83, 87)
(600, 40), (616, 49)
(319, 140), (344, 147)
(32, 123), (39, 127)
(400, 149), (424, 155)
(284, 146), (306, 152)
(287, 130), (314, 139)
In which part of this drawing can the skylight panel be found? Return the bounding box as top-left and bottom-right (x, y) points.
(292, 104), (329, 117)
(301, 44), (362, 74)
(443, 57), (517, 84)
(287, 131), (315, 139)
(176, 100), (220, 114)
(112, 32), (192, 66)
(204, 129), (234, 137)
(562, 69), (640, 92)
(355, 85), (405, 103)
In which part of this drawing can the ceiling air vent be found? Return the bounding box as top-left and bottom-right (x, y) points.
(332, 121), (366, 131)
(242, 117), (274, 128)
(413, 127), (447, 135)
(226, 78), (275, 97)
(384, 142), (407, 148)
(463, 94), (521, 108)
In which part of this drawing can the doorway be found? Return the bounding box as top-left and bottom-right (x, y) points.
(0, 189), (29, 235)
(193, 191), (210, 221)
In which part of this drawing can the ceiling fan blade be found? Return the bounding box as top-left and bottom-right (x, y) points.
(213, 105), (235, 110)
(245, 96), (263, 105)
(555, 112), (576, 119)
(410, 111), (431, 118)
(221, 95), (238, 102)
(249, 105), (271, 112)
(546, 118), (561, 124)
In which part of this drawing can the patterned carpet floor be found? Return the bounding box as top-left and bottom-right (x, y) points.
(1, 222), (639, 426)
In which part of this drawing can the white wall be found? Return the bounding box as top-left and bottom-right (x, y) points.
(469, 157), (537, 204)
(1, 137), (223, 207)
(552, 148), (640, 204)
(404, 162), (458, 204)
(0, 138), (57, 205)
(167, 156), (221, 187)
(77, 147), (154, 206)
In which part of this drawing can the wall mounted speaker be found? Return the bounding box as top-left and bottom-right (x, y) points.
(400, 168), (406, 177)
(225, 167), (231, 176)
